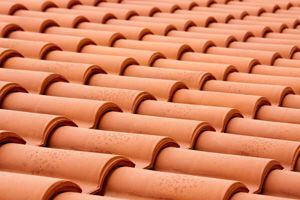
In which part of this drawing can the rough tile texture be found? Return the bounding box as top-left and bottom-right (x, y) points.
(0, 0), (300, 199)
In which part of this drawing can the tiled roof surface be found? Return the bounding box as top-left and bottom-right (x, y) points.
(1, 0), (300, 199)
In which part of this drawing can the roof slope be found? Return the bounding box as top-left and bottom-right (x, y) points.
(1, 0), (300, 199)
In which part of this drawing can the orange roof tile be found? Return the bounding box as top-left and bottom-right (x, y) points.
(1, 0), (300, 199)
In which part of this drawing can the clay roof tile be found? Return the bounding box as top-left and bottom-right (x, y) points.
(137, 100), (242, 132)
(0, 130), (25, 145)
(104, 167), (248, 200)
(0, 14), (58, 32)
(1, 92), (120, 128)
(4, 0), (57, 11)
(3, 57), (104, 84)
(0, 109), (75, 146)
(45, 82), (153, 113)
(14, 9), (88, 28)
(49, 126), (178, 169)
(0, 37), (60, 59)
(196, 131), (300, 170)
(0, 68), (66, 94)
(155, 147), (281, 193)
(0, 144), (134, 193)
(0, 171), (81, 200)
(77, 22), (151, 40)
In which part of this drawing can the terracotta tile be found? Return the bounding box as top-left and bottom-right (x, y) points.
(81, 42), (163, 65)
(153, 58), (236, 80)
(276, 8), (300, 15)
(1, 92), (120, 128)
(0, 1), (27, 15)
(196, 131), (300, 170)
(247, 37), (300, 50)
(140, 0), (200, 10)
(188, 0), (214, 7)
(77, 22), (151, 40)
(207, 46), (280, 65)
(212, 0), (230, 4)
(208, 22), (271, 37)
(46, 7), (115, 23)
(227, 72), (300, 94)
(3, 57), (104, 84)
(267, 32), (300, 43)
(98, 111), (213, 148)
(46, 82), (152, 113)
(72, 4), (137, 19)
(192, 6), (248, 19)
(124, 64), (213, 89)
(231, 193), (298, 200)
(226, 117), (300, 142)
(97, 2), (160, 16)
(50, 126), (177, 169)
(1, 1), (300, 197)
(229, 42), (297, 59)
(137, 100), (241, 132)
(245, 0), (291, 9)
(105, 0), (124, 3)
(112, 39), (192, 59)
(54, 192), (123, 200)
(45, 50), (137, 75)
(0, 80), (25, 103)
(0, 109), (74, 146)
(0, 143), (133, 193)
(256, 105), (300, 124)
(252, 64), (300, 78)
(14, 9), (87, 28)
(211, 3), (265, 16)
(0, 22), (22, 38)
(181, 52), (256, 73)
(263, 170), (300, 199)
(103, 167), (247, 200)
(0, 47), (21, 63)
(154, 147), (280, 193)
(0, 38), (59, 59)
(264, 11), (300, 20)
(130, 15), (195, 31)
(8, 31), (94, 52)
(153, 12), (216, 27)
(105, 19), (176, 35)
(175, 9), (233, 23)
(45, 26), (124, 46)
(228, 1), (280, 13)
(282, 94), (300, 109)
(203, 80), (294, 106)
(229, 19), (287, 33)
(188, 26), (253, 41)
(3, 0), (56, 11)
(282, 27), (300, 34)
(274, 58), (300, 68)
(167, 29), (236, 47)
(47, 0), (80, 8)
(0, 171), (81, 200)
(142, 34), (213, 53)
(262, 12), (300, 26)
(0, 129), (25, 145)
(88, 74), (186, 101)
(172, 89), (270, 118)
(243, 16), (298, 29)
(122, 0), (179, 13)
(290, 52), (300, 60)
(0, 68), (65, 94)
(289, 1), (300, 6)
(77, 0), (100, 6)
(0, 14), (58, 32)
